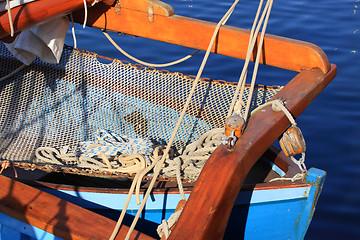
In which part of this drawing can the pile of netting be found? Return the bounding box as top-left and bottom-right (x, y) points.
(0, 43), (282, 180)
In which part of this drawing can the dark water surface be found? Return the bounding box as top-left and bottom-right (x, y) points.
(66, 0), (360, 238)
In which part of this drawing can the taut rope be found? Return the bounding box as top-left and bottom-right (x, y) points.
(111, 1), (241, 239)
(227, 0), (274, 121)
(103, 31), (200, 68)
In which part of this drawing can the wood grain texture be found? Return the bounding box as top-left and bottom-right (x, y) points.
(0, 0), (108, 39)
(168, 65), (337, 240)
(0, 175), (155, 240)
(72, 2), (330, 73)
(0, 0), (330, 73)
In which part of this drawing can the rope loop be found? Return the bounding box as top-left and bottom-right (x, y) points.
(291, 152), (307, 173)
(0, 161), (10, 174)
(251, 99), (296, 127)
(157, 209), (183, 239)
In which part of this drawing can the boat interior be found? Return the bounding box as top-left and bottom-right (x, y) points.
(0, 0), (337, 239)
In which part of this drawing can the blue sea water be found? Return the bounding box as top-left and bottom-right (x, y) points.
(65, 0), (360, 239)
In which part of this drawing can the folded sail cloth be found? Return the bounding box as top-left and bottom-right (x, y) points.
(4, 17), (69, 65)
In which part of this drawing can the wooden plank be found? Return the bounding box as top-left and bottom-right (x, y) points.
(168, 64), (337, 240)
(118, 0), (174, 17)
(0, 174), (155, 240)
(71, 1), (330, 73)
(0, 0), (112, 40)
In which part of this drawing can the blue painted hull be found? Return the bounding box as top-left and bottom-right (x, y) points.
(0, 168), (325, 240)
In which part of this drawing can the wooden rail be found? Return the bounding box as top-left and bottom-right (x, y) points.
(0, 0), (115, 41)
(0, 174), (155, 240)
(0, 1), (337, 239)
(71, 0), (331, 73)
(169, 65), (337, 239)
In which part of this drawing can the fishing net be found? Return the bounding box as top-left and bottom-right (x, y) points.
(0, 43), (282, 178)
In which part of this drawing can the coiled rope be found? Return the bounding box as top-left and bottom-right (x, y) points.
(69, 14), (78, 49)
(161, 128), (224, 180)
(157, 209), (183, 239)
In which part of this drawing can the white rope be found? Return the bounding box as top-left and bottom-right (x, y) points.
(251, 99), (296, 125)
(160, 128), (224, 180)
(269, 153), (307, 183)
(35, 130), (154, 168)
(269, 152), (307, 182)
(91, 0), (99, 6)
(269, 172), (305, 183)
(175, 157), (186, 200)
(35, 133), (167, 239)
(107, 129), (223, 240)
(69, 14), (78, 49)
(242, 0), (273, 122)
(103, 31), (200, 68)
(108, 147), (163, 240)
(82, 0), (88, 28)
(35, 146), (104, 167)
(157, 209), (183, 239)
(119, 1), (240, 239)
(251, 99), (308, 182)
(72, 0), (100, 48)
(108, 167), (149, 240)
(6, 0), (14, 37)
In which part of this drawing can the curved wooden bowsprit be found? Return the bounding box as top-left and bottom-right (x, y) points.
(168, 65), (336, 239)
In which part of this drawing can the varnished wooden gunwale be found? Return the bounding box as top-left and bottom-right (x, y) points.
(0, 174), (156, 240)
(71, 0), (331, 73)
(25, 177), (309, 194)
(0, 0), (114, 41)
(169, 65), (337, 240)
(0, 0), (330, 73)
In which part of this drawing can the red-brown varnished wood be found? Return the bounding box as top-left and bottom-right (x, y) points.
(0, 174), (155, 240)
(71, 1), (330, 73)
(0, 0), (111, 39)
(168, 65), (337, 240)
(119, 0), (174, 17)
(263, 145), (303, 178)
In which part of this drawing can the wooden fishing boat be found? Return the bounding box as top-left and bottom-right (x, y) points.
(0, 0), (336, 239)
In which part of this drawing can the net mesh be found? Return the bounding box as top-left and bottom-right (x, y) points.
(0, 43), (282, 177)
